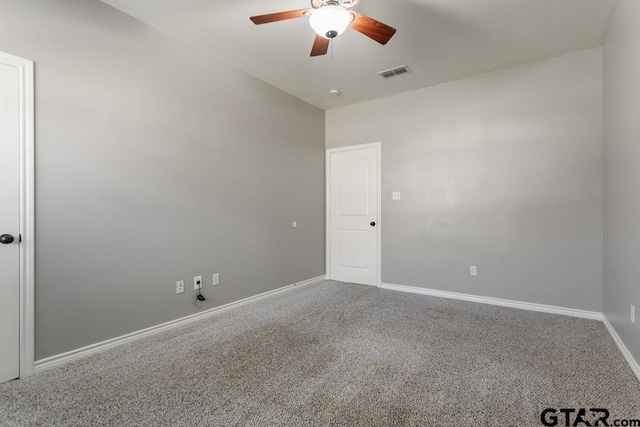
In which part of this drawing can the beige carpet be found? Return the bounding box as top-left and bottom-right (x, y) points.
(1, 280), (638, 426)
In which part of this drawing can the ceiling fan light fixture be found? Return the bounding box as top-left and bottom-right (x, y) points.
(309, 5), (352, 39)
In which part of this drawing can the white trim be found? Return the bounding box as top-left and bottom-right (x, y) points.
(326, 142), (382, 286)
(34, 276), (326, 373)
(602, 316), (640, 381)
(325, 152), (330, 279)
(0, 51), (35, 378)
(32, 276), (640, 384)
(380, 283), (640, 380)
(379, 282), (603, 320)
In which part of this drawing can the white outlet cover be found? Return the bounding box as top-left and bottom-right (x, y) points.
(213, 273), (220, 286)
(176, 280), (184, 294)
(470, 266), (478, 276)
(632, 305), (635, 324)
(194, 275), (202, 290)
(392, 191), (401, 200)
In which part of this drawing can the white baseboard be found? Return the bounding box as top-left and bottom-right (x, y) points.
(34, 277), (639, 385)
(379, 282), (640, 382)
(34, 276), (326, 373)
(602, 316), (640, 382)
(379, 282), (603, 320)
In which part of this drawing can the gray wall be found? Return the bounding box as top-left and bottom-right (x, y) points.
(327, 49), (603, 312)
(603, 0), (640, 365)
(0, 0), (325, 360)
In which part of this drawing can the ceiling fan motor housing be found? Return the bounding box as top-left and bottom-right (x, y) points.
(311, 0), (357, 9)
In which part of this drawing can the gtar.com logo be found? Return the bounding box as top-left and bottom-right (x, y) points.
(540, 408), (640, 427)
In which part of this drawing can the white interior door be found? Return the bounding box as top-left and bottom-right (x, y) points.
(0, 59), (21, 383)
(328, 143), (380, 286)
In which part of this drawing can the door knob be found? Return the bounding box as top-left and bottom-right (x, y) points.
(0, 234), (15, 244)
(370, 222), (376, 227)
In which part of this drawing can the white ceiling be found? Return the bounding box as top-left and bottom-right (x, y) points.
(100, 0), (618, 110)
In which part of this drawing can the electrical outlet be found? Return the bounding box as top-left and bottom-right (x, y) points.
(392, 191), (401, 200)
(213, 273), (220, 286)
(176, 280), (184, 294)
(631, 305), (635, 324)
(194, 275), (202, 290)
(470, 266), (477, 276)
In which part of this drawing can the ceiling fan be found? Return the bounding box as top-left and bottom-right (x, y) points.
(250, 0), (397, 57)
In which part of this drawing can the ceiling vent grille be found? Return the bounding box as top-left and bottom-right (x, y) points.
(377, 65), (411, 79)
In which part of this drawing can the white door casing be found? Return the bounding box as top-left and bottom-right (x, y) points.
(326, 143), (381, 286)
(0, 51), (34, 382)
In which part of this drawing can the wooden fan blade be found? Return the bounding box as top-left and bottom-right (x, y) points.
(349, 11), (396, 45)
(310, 35), (330, 57)
(250, 9), (309, 25)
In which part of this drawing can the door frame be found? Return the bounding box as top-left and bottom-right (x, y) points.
(325, 142), (381, 286)
(0, 51), (35, 378)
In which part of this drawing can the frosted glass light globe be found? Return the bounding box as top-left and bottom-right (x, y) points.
(309, 5), (352, 39)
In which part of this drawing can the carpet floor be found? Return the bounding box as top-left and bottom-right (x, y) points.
(1, 280), (638, 426)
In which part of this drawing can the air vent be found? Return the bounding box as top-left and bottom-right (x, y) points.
(377, 65), (411, 79)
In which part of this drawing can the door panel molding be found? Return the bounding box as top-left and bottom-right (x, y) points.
(326, 142), (381, 286)
(0, 51), (35, 378)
